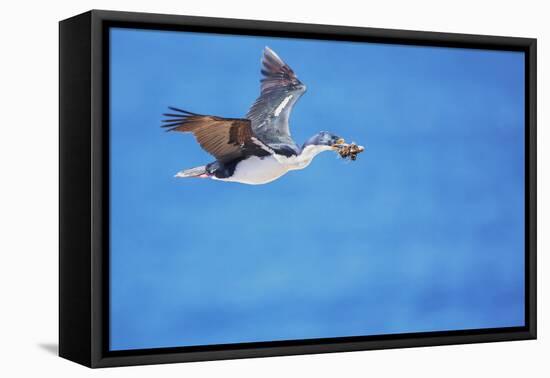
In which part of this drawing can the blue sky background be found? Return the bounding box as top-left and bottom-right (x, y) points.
(109, 27), (525, 351)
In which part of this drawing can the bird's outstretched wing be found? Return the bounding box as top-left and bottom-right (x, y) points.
(162, 107), (273, 162)
(246, 47), (306, 146)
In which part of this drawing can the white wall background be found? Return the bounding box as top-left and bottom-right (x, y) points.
(0, 0), (546, 376)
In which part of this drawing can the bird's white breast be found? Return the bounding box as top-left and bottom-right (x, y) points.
(214, 156), (290, 185)
(213, 145), (332, 185)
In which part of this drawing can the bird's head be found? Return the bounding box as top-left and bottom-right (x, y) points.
(302, 131), (345, 150)
(298, 131), (346, 161)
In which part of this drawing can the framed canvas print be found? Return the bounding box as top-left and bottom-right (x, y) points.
(59, 10), (537, 368)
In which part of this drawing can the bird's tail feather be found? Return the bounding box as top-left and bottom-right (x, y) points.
(175, 165), (209, 178)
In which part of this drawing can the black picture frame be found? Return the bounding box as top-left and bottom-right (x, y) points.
(59, 9), (537, 368)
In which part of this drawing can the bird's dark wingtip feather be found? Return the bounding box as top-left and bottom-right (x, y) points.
(161, 122), (185, 128)
(167, 106), (199, 115)
(161, 107), (203, 130)
(163, 113), (188, 118)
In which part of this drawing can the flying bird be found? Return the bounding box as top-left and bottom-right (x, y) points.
(162, 47), (358, 185)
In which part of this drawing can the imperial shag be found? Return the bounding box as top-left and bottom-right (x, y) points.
(162, 47), (349, 185)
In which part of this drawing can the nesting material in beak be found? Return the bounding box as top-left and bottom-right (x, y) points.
(334, 142), (365, 161)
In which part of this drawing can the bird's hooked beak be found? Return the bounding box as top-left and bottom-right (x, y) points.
(331, 137), (346, 150)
